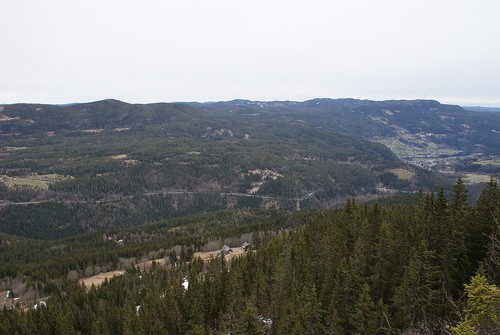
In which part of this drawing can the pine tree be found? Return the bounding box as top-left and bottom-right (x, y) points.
(91, 318), (111, 335)
(394, 240), (442, 329)
(297, 284), (324, 335)
(449, 176), (473, 293)
(483, 213), (500, 285)
(329, 257), (356, 332)
(350, 283), (378, 335)
(325, 306), (344, 335)
(451, 273), (500, 335)
(372, 220), (402, 303)
(162, 285), (184, 334)
(242, 298), (262, 335)
(450, 176), (469, 216)
(123, 310), (143, 335)
(472, 177), (500, 266)
(351, 217), (374, 284)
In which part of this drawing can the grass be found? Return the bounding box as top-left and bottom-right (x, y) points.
(378, 138), (461, 158)
(463, 173), (491, 185)
(388, 168), (415, 180)
(2, 174), (70, 190)
(9, 178), (48, 190)
(476, 158), (500, 166)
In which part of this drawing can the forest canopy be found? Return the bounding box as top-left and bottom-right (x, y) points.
(0, 177), (498, 334)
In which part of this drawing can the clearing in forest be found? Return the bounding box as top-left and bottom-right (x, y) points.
(79, 247), (249, 289)
(79, 270), (125, 289)
(1, 174), (71, 190)
(194, 246), (247, 262)
(388, 168), (415, 180)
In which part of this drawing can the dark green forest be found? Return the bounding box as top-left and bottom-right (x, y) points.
(1, 99), (499, 334)
(0, 209), (292, 280)
(0, 177), (498, 334)
(0, 99), (453, 237)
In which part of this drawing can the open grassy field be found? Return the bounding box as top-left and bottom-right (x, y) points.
(463, 173), (491, 184)
(79, 270), (126, 289)
(2, 174), (70, 190)
(378, 138), (461, 158)
(78, 246), (249, 289)
(476, 158), (500, 166)
(388, 168), (416, 180)
(193, 246), (247, 262)
(8, 178), (48, 189)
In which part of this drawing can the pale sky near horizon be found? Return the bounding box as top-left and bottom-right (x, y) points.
(1, 0), (499, 106)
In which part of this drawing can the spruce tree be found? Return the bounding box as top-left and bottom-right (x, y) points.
(372, 220), (402, 303)
(298, 284), (324, 335)
(451, 273), (500, 335)
(483, 214), (500, 284)
(350, 283), (378, 335)
(394, 240), (442, 329)
(449, 176), (472, 293)
(242, 298), (262, 335)
(472, 177), (500, 266)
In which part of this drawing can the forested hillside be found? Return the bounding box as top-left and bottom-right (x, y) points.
(0, 99), (448, 238)
(1, 99), (498, 333)
(0, 177), (498, 334)
(201, 99), (500, 154)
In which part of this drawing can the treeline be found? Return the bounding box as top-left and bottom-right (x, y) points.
(0, 193), (291, 239)
(0, 177), (498, 334)
(0, 101), (447, 215)
(0, 183), (41, 202)
(0, 209), (291, 280)
(0, 202), (82, 239)
(0, 161), (436, 238)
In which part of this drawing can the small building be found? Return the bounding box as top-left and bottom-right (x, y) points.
(259, 315), (273, 329)
(33, 301), (47, 310)
(222, 245), (233, 256)
(242, 242), (251, 251)
(182, 277), (189, 290)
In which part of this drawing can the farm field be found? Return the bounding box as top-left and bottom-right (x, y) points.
(78, 246), (250, 289)
(1, 174), (70, 190)
(79, 270), (126, 289)
(477, 158), (500, 166)
(388, 168), (416, 180)
(463, 173), (491, 184)
(193, 246), (248, 262)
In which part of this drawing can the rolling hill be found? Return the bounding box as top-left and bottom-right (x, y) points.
(1, 98), (498, 238)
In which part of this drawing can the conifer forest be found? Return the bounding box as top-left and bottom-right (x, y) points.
(2, 0), (500, 333)
(0, 177), (499, 334)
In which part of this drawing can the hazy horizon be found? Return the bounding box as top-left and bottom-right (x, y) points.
(3, 96), (500, 109)
(1, 0), (499, 107)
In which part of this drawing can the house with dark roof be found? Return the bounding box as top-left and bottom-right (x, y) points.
(222, 245), (233, 255)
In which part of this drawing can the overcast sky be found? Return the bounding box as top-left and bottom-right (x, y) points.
(1, 0), (499, 106)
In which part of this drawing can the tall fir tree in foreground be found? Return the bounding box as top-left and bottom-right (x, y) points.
(451, 273), (500, 335)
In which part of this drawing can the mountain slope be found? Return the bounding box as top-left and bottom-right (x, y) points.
(196, 98), (500, 176)
(0, 99), (445, 237)
(198, 98), (500, 153)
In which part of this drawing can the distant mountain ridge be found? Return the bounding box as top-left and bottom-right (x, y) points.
(463, 106), (500, 113)
(0, 99), (203, 133)
(2, 98), (498, 155)
(196, 98), (499, 154)
(0, 97), (456, 236)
